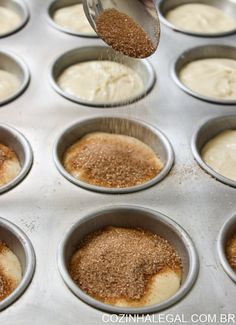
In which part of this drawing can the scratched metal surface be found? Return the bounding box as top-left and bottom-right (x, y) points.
(0, 0), (236, 324)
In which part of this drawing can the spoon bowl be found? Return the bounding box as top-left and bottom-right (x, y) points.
(83, 0), (160, 58)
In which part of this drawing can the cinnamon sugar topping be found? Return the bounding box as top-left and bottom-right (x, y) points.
(0, 242), (14, 301)
(0, 143), (15, 167)
(70, 227), (182, 303)
(0, 143), (21, 187)
(226, 233), (236, 272)
(63, 132), (163, 188)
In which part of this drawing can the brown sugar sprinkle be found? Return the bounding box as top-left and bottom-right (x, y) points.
(63, 133), (163, 188)
(70, 227), (182, 302)
(0, 143), (16, 167)
(0, 241), (7, 254)
(226, 233), (236, 272)
(0, 241), (14, 301)
(96, 9), (156, 58)
(0, 267), (13, 301)
(0, 144), (11, 166)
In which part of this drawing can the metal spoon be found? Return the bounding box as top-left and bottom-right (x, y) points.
(83, 0), (160, 58)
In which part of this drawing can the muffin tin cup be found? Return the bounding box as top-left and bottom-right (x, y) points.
(0, 217), (36, 311)
(158, 0), (236, 37)
(50, 46), (156, 108)
(0, 0), (29, 38)
(47, 0), (98, 38)
(217, 214), (236, 283)
(0, 51), (30, 106)
(57, 205), (199, 314)
(0, 124), (33, 194)
(172, 45), (236, 105)
(192, 114), (236, 188)
(53, 116), (174, 194)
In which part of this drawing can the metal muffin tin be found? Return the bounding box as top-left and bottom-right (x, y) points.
(50, 46), (156, 107)
(0, 51), (30, 106)
(0, 217), (35, 311)
(218, 214), (236, 283)
(172, 44), (236, 105)
(47, 0), (98, 38)
(0, 124), (33, 194)
(53, 116), (174, 193)
(0, 0), (29, 38)
(158, 0), (236, 37)
(192, 115), (236, 188)
(58, 206), (199, 314)
(0, 0), (236, 323)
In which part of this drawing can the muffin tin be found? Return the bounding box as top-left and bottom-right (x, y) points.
(54, 117), (174, 193)
(0, 0), (29, 38)
(0, 0), (235, 323)
(58, 206), (199, 314)
(50, 46), (156, 107)
(158, 0), (236, 37)
(0, 217), (35, 311)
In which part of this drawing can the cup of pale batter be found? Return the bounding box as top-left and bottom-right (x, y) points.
(57, 206), (199, 314)
(0, 124), (33, 194)
(0, 51), (30, 106)
(218, 214), (236, 283)
(0, 0), (29, 38)
(173, 45), (236, 105)
(158, 0), (236, 37)
(50, 46), (155, 107)
(53, 117), (174, 193)
(0, 217), (35, 310)
(192, 115), (236, 188)
(48, 0), (97, 38)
